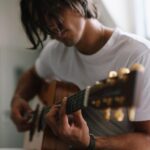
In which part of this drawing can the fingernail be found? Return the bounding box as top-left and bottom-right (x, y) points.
(62, 97), (67, 105)
(63, 97), (67, 102)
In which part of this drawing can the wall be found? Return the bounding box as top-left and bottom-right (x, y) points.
(101, 0), (135, 32)
(94, 0), (117, 27)
(0, 0), (40, 148)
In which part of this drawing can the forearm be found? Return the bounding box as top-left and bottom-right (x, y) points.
(95, 132), (150, 150)
(12, 67), (44, 103)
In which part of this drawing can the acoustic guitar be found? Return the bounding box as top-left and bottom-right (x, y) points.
(24, 64), (144, 150)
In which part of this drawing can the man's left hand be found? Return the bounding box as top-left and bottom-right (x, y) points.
(45, 97), (90, 149)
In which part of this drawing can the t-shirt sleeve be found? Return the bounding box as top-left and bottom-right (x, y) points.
(35, 41), (55, 80)
(132, 52), (150, 121)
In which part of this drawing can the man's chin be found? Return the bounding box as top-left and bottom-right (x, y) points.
(64, 43), (74, 47)
(62, 41), (75, 47)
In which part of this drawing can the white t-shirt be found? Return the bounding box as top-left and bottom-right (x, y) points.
(35, 28), (150, 136)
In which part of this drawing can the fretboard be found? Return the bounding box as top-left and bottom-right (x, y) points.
(66, 89), (85, 114)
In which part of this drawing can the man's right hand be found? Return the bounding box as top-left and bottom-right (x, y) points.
(11, 98), (33, 132)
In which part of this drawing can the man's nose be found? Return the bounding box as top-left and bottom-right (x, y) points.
(50, 32), (61, 39)
(54, 32), (66, 40)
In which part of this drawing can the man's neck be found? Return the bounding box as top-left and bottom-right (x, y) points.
(75, 19), (113, 55)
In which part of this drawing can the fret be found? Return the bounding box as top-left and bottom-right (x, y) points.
(66, 90), (85, 114)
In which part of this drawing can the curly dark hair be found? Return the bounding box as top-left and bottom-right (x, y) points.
(20, 0), (98, 49)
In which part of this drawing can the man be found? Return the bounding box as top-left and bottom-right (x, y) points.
(11, 0), (150, 149)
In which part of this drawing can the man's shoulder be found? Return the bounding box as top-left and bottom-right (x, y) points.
(44, 40), (63, 51)
(39, 40), (75, 62)
(117, 29), (150, 49)
(43, 40), (75, 53)
(115, 28), (150, 57)
(40, 40), (66, 56)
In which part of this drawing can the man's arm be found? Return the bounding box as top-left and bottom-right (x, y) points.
(11, 66), (45, 131)
(46, 99), (150, 150)
(95, 121), (150, 150)
(11, 66), (44, 103)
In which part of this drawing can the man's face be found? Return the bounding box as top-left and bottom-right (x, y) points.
(46, 8), (86, 46)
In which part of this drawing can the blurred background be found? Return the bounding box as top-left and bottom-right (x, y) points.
(0, 0), (150, 148)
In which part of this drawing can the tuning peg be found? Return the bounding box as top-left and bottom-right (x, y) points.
(130, 64), (145, 72)
(102, 108), (111, 121)
(114, 108), (124, 121)
(95, 81), (103, 87)
(118, 68), (130, 80)
(114, 96), (125, 106)
(103, 98), (112, 106)
(107, 71), (117, 84)
(91, 99), (101, 108)
(108, 71), (118, 78)
(95, 81), (100, 85)
(128, 107), (136, 121)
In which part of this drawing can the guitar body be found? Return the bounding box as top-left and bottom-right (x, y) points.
(40, 80), (80, 150)
(42, 127), (68, 150)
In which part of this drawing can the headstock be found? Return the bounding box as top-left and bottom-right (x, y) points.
(86, 64), (144, 121)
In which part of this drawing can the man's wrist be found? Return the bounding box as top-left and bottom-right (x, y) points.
(11, 95), (25, 107)
(11, 95), (19, 107)
(86, 134), (96, 150)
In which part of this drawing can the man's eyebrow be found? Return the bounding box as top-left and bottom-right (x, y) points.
(48, 25), (60, 31)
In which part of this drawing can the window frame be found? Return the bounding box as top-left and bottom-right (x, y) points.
(143, 0), (150, 39)
(133, 0), (150, 39)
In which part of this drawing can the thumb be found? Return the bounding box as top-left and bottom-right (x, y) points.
(23, 101), (32, 112)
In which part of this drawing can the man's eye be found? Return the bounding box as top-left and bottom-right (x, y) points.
(52, 29), (60, 34)
(50, 35), (55, 39)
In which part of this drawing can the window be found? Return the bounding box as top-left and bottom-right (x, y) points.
(143, 0), (150, 38)
(133, 0), (150, 39)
